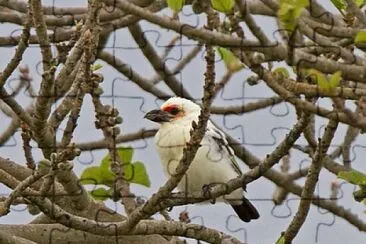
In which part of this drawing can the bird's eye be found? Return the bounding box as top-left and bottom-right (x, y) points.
(169, 107), (180, 115)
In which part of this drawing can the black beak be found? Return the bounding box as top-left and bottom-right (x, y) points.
(144, 109), (174, 123)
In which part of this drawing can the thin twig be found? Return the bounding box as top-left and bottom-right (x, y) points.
(0, 5), (31, 88)
(151, 45), (203, 85)
(283, 120), (338, 243)
(97, 50), (170, 99)
(128, 23), (193, 99)
(0, 87), (33, 126)
(0, 172), (43, 216)
(89, 73), (136, 213)
(59, 29), (93, 148)
(30, 0), (56, 158)
(21, 122), (35, 170)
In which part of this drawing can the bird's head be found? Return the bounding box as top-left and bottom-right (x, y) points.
(144, 97), (200, 125)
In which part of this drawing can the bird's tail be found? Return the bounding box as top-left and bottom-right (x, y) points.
(231, 197), (260, 222)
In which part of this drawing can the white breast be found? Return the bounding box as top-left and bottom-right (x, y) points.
(154, 122), (243, 204)
(155, 123), (187, 179)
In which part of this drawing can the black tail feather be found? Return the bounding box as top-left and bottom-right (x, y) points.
(231, 197), (260, 222)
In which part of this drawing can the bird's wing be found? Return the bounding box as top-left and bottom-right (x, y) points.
(205, 122), (243, 176)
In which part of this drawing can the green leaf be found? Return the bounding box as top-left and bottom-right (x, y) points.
(330, 0), (345, 10)
(275, 235), (285, 244)
(306, 69), (341, 92)
(355, 30), (366, 44)
(216, 47), (244, 72)
(273, 67), (290, 79)
(317, 79), (330, 91)
(91, 63), (103, 71)
(89, 187), (111, 201)
(296, 0), (310, 7)
(330, 0), (364, 11)
(101, 147), (134, 171)
(81, 146), (150, 188)
(278, 0), (309, 31)
(167, 0), (185, 12)
(355, 0), (365, 7)
(278, 3), (295, 30)
(80, 166), (115, 186)
(338, 170), (366, 186)
(211, 0), (234, 13)
(123, 161), (151, 187)
(307, 69), (329, 91)
(329, 71), (342, 89)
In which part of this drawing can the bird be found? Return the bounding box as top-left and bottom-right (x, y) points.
(144, 97), (259, 222)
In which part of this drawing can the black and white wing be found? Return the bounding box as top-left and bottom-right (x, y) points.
(205, 122), (243, 176)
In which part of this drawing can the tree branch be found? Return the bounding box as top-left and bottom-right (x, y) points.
(283, 119), (338, 243)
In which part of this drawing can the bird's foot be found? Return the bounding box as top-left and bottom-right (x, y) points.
(202, 184), (211, 197)
(202, 184), (216, 204)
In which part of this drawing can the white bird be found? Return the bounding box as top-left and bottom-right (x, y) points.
(144, 97), (259, 222)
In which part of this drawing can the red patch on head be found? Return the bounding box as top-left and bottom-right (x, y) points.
(162, 104), (179, 112)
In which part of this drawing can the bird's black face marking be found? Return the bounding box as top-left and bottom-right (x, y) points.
(144, 109), (174, 123)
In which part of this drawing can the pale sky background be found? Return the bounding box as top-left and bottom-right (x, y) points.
(0, 1), (366, 243)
